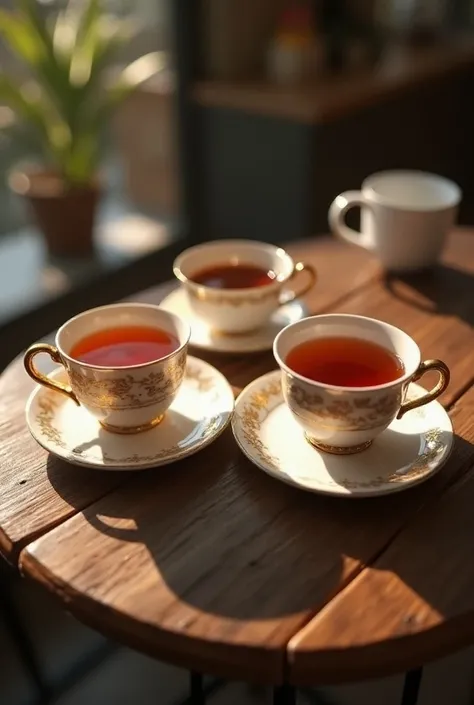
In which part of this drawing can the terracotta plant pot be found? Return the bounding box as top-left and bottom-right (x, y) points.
(9, 168), (100, 257)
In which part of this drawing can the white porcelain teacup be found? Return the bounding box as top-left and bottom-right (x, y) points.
(173, 239), (316, 334)
(329, 170), (461, 272)
(273, 314), (450, 455)
(24, 303), (191, 434)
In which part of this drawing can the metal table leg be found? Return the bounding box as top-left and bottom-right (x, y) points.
(0, 576), (49, 700)
(401, 668), (423, 705)
(190, 671), (205, 705)
(273, 683), (297, 705)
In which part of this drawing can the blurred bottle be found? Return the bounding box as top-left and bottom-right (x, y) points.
(266, 2), (325, 84)
(375, 0), (450, 41)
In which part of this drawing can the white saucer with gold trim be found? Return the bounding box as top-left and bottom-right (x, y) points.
(26, 356), (234, 471)
(232, 370), (453, 498)
(159, 287), (307, 354)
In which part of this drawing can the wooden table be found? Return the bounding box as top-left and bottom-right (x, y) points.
(1, 232), (474, 705)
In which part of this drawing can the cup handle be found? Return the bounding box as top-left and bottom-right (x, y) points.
(24, 343), (80, 405)
(329, 191), (374, 250)
(397, 359), (450, 419)
(279, 262), (317, 306)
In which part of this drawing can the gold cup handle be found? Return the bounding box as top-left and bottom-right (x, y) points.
(397, 359), (450, 419)
(24, 343), (80, 405)
(280, 262), (317, 306)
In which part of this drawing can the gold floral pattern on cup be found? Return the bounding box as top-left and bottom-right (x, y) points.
(235, 373), (448, 487)
(23, 303), (191, 434)
(273, 313), (451, 455)
(283, 374), (401, 432)
(66, 349), (187, 411)
(173, 240), (317, 334)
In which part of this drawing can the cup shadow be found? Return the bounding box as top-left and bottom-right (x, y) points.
(46, 416), (474, 628)
(383, 263), (474, 327)
(320, 425), (452, 490)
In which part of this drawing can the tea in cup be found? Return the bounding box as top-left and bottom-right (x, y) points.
(329, 170), (461, 272)
(24, 303), (191, 434)
(173, 239), (317, 334)
(273, 314), (450, 454)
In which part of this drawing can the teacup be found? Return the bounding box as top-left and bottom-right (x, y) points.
(24, 303), (191, 434)
(329, 170), (461, 272)
(273, 313), (450, 454)
(173, 239), (317, 334)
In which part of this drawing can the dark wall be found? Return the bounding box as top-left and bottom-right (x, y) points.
(198, 107), (314, 242)
(311, 67), (474, 233)
(197, 66), (474, 242)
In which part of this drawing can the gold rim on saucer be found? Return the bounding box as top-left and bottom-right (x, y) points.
(232, 370), (453, 498)
(25, 356), (235, 471)
(159, 287), (308, 354)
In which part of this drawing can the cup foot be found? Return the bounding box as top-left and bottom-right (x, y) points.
(100, 414), (165, 435)
(304, 434), (373, 455)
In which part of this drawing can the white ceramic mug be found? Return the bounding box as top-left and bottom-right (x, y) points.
(173, 239), (316, 334)
(24, 303), (191, 434)
(329, 170), (461, 272)
(273, 313), (450, 455)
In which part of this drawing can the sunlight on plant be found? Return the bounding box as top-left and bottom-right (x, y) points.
(0, 0), (165, 186)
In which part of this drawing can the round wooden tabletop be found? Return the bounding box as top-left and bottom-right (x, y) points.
(1, 233), (474, 687)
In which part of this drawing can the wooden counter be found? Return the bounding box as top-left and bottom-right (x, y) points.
(193, 38), (474, 124)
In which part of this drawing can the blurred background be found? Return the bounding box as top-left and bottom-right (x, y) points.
(2, 1), (474, 703)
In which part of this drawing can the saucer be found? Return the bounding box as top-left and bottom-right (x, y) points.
(159, 287), (308, 353)
(26, 356), (234, 471)
(232, 371), (453, 498)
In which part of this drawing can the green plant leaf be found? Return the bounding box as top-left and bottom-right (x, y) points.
(18, 0), (56, 61)
(0, 76), (74, 170)
(0, 10), (45, 65)
(76, 0), (101, 47)
(62, 131), (99, 183)
(2, 0), (168, 187)
(107, 51), (167, 106)
(53, 8), (77, 66)
(0, 76), (49, 143)
(16, 0), (75, 121)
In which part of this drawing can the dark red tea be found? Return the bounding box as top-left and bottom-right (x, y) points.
(70, 326), (179, 367)
(286, 336), (404, 387)
(190, 263), (276, 289)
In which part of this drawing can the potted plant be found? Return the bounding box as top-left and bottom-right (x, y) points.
(0, 0), (165, 256)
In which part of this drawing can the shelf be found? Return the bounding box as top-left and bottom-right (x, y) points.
(193, 38), (474, 124)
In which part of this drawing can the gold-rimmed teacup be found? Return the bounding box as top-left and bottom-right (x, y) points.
(173, 239), (317, 334)
(23, 303), (191, 434)
(273, 314), (450, 455)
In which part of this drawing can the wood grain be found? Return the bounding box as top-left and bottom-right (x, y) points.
(0, 236), (378, 566)
(221, 230), (474, 398)
(19, 424), (471, 684)
(287, 385), (474, 685)
(0, 361), (128, 564)
(20, 372), (474, 684)
(8, 230), (474, 683)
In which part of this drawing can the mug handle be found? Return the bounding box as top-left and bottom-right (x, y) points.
(279, 262), (317, 306)
(328, 191), (374, 250)
(24, 343), (80, 405)
(397, 359), (450, 419)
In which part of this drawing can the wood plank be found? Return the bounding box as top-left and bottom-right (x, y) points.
(0, 360), (127, 564)
(20, 376), (474, 684)
(17, 231), (474, 681)
(226, 230), (474, 398)
(0, 237), (379, 566)
(288, 385), (474, 685)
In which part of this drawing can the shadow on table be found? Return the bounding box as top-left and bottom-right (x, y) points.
(383, 263), (474, 327)
(47, 420), (474, 629)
